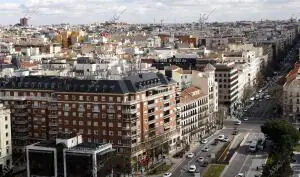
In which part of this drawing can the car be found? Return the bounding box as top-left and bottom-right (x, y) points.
(235, 121), (241, 125)
(186, 152), (194, 158)
(163, 172), (172, 177)
(201, 139), (208, 144)
(218, 134), (225, 141)
(202, 146), (209, 152)
(235, 173), (244, 177)
(212, 139), (219, 145)
(201, 161), (209, 167)
(232, 130), (238, 135)
(223, 137), (230, 142)
(188, 165), (197, 173)
(243, 117), (248, 121)
(197, 157), (205, 163)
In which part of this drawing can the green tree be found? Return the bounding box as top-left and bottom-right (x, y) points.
(261, 120), (300, 177)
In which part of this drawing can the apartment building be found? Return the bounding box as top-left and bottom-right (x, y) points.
(215, 62), (239, 114)
(177, 86), (209, 145)
(0, 103), (12, 175)
(26, 133), (114, 177)
(283, 63), (300, 128)
(0, 72), (179, 172)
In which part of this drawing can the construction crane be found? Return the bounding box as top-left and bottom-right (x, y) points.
(198, 8), (216, 31)
(109, 8), (126, 23)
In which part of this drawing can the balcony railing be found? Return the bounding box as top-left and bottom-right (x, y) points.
(107, 109), (115, 113)
(64, 107), (71, 111)
(92, 109), (100, 113)
(148, 119), (155, 124)
(49, 122), (58, 126)
(122, 135), (131, 139)
(48, 106), (58, 110)
(122, 126), (131, 130)
(123, 109), (137, 114)
(49, 130), (58, 135)
(14, 105), (28, 109)
(15, 128), (29, 133)
(77, 108), (86, 112)
(14, 120), (28, 124)
(48, 115), (58, 118)
(14, 112), (28, 117)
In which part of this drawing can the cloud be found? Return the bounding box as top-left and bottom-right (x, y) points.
(0, 0), (298, 25)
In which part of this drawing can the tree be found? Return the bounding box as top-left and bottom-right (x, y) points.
(256, 71), (265, 89)
(241, 85), (254, 104)
(261, 120), (300, 177)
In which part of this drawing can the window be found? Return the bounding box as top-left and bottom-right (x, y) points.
(88, 129), (92, 134)
(73, 120), (77, 125)
(72, 104), (76, 108)
(118, 140), (122, 144)
(79, 96), (83, 100)
(87, 121), (91, 126)
(118, 123), (122, 127)
(117, 97), (121, 102)
(102, 130), (106, 135)
(79, 113), (83, 117)
(109, 131), (114, 136)
(109, 122), (113, 127)
(94, 130), (98, 135)
(87, 96), (91, 101)
(117, 106), (121, 110)
(79, 121), (84, 126)
(5, 125), (8, 129)
(102, 122), (106, 126)
(64, 112), (69, 116)
(6, 133), (8, 137)
(118, 131), (122, 136)
(93, 122), (98, 126)
(109, 97), (113, 102)
(64, 95), (69, 100)
(72, 95), (76, 100)
(102, 105), (106, 110)
(87, 104), (91, 109)
(102, 113), (107, 118)
(64, 120), (69, 125)
(5, 116), (7, 121)
(101, 96), (106, 102)
(72, 112), (76, 116)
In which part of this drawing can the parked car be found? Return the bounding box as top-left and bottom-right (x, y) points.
(235, 120), (241, 125)
(201, 161), (209, 167)
(197, 157), (205, 163)
(212, 139), (219, 145)
(186, 152), (194, 158)
(235, 173), (244, 177)
(202, 146), (209, 152)
(223, 137), (230, 142)
(188, 165), (197, 173)
(232, 130), (238, 135)
(243, 117), (249, 121)
(218, 134), (225, 141)
(163, 173), (172, 177)
(201, 139), (208, 144)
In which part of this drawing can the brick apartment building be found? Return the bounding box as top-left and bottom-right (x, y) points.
(0, 72), (179, 171)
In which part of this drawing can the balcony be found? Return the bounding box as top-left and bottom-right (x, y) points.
(123, 109), (137, 114)
(49, 122), (58, 126)
(14, 112), (28, 117)
(64, 107), (71, 111)
(48, 106), (58, 110)
(164, 123), (170, 128)
(163, 106), (169, 111)
(107, 109), (115, 113)
(122, 134), (131, 139)
(92, 109), (100, 113)
(49, 130), (58, 135)
(148, 103), (156, 108)
(163, 114), (170, 119)
(78, 108), (86, 112)
(148, 111), (155, 116)
(48, 115), (58, 118)
(14, 105), (28, 109)
(122, 126), (131, 130)
(15, 128), (29, 133)
(14, 120), (28, 124)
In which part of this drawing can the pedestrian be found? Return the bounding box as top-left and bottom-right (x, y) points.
(257, 166), (259, 171)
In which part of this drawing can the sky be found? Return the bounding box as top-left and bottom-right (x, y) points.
(0, 0), (298, 25)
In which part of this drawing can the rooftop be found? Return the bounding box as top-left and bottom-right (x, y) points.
(0, 72), (175, 94)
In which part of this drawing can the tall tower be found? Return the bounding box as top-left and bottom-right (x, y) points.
(20, 17), (28, 26)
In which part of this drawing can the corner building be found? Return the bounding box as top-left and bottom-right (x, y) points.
(0, 73), (179, 172)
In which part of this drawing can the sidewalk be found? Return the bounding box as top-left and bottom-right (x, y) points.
(148, 129), (223, 177)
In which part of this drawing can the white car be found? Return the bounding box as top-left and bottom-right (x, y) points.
(223, 137), (230, 142)
(235, 173), (244, 177)
(235, 121), (241, 125)
(188, 165), (197, 173)
(201, 139), (208, 144)
(218, 134), (225, 141)
(197, 157), (205, 163)
(243, 117), (248, 121)
(202, 146), (209, 152)
(163, 172), (172, 177)
(186, 152), (194, 158)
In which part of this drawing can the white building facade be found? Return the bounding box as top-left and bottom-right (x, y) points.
(0, 103), (12, 174)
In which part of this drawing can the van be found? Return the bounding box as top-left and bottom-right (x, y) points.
(249, 140), (258, 152)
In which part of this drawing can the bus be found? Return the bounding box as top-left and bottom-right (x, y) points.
(249, 140), (258, 152)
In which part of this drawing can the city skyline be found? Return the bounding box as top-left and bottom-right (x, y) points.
(0, 0), (299, 25)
